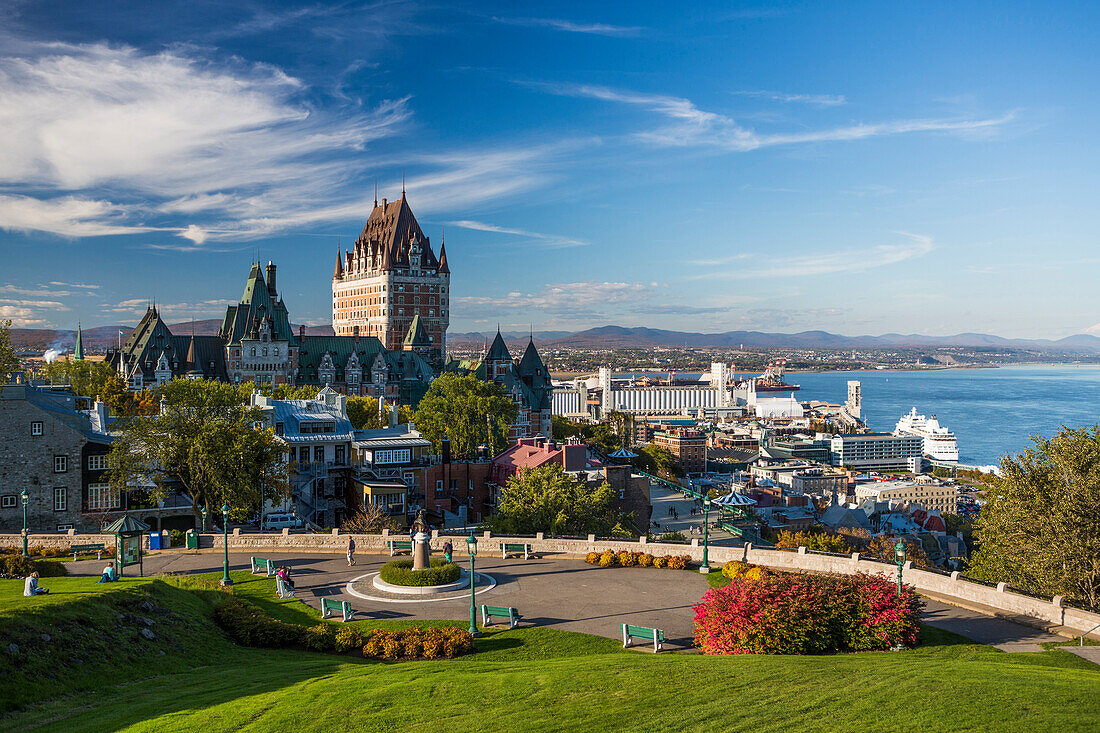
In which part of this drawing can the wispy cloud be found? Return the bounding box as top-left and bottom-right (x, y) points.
(493, 16), (642, 36)
(2, 283), (94, 298)
(105, 298), (228, 321)
(537, 83), (1012, 151)
(455, 281), (661, 321)
(449, 219), (585, 248)
(733, 90), (847, 107)
(688, 232), (935, 280)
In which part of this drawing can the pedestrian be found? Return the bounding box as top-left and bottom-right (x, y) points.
(97, 563), (116, 583)
(347, 537), (356, 566)
(24, 571), (49, 596)
(443, 540), (453, 563)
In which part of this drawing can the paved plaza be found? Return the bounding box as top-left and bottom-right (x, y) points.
(67, 548), (1072, 654)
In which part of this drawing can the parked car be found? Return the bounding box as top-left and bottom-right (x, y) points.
(261, 513), (305, 531)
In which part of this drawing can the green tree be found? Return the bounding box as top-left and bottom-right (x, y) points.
(413, 373), (518, 457)
(0, 320), (20, 384)
(551, 415), (579, 441)
(775, 529), (853, 553)
(109, 378), (289, 523)
(43, 359), (117, 399)
(635, 443), (684, 479)
(970, 426), (1100, 609)
(485, 464), (619, 536)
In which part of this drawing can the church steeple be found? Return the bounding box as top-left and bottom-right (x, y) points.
(73, 323), (84, 361)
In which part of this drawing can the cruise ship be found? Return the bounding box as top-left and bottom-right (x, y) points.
(894, 407), (959, 462)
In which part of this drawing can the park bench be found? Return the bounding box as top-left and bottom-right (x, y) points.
(481, 604), (522, 629)
(275, 575), (295, 599)
(250, 557), (276, 576)
(389, 539), (413, 556)
(500, 542), (534, 560)
(622, 623), (664, 653)
(70, 543), (105, 561)
(321, 597), (354, 623)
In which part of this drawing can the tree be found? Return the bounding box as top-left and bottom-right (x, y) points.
(345, 395), (414, 430)
(109, 378), (289, 523)
(775, 529), (853, 553)
(341, 504), (400, 533)
(635, 443), (684, 479)
(43, 359), (116, 398)
(413, 373), (518, 457)
(863, 535), (932, 568)
(484, 464), (619, 536)
(969, 426), (1100, 609)
(551, 415), (579, 441)
(0, 320), (19, 384)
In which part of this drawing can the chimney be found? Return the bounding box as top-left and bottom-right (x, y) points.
(389, 404), (399, 428)
(298, 325), (305, 340)
(266, 261), (277, 297)
(353, 325), (360, 343)
(381, 197), (387, 208)
(442, 435), (451, 464)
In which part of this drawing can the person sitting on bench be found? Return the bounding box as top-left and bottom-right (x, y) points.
(97, 563), (116, 583)
(24, 572), (49, 596)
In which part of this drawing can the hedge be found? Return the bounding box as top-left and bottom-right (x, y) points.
(584, 550), (692, 571)
(379, 558), (461, 586)
(693, 572), (922, 655)
(0, 554), (70, 579)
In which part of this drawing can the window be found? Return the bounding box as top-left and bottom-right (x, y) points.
(314, 446), (325, 463)
(31, 421), (43, 436)
(262, 347), (268, 357)
(1, 495), (15, 508)
(88, 454), (109, 471)
(56, 524), (74, 532)
(87, 484), (118, 511)
(374, 449), (411, 465)
(54, 487), (67, 512)
(54, 455), (68, 473)
(298, 446), (310, 464)
(275, 422), (284, 436)
(273, 346), (279, 357)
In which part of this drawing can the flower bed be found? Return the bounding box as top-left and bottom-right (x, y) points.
(378, 558), (461, 587)
(693, 572), (922, 655)
(584, 550), (693, 570)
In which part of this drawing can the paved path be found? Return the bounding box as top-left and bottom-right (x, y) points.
(1065, 647), (1100, 665)
(648, 482), (740, 545)
(74, 549), (1072, 654)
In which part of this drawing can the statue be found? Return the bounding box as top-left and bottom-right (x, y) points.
(411, 509), (431, 570)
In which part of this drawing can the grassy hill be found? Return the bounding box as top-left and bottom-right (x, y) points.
(2, 574), (1098, 732)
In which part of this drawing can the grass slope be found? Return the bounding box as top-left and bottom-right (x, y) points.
(2, 574), (1099, 732)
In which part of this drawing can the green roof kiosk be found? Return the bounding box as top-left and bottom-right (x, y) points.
(104, 514), (151, 578)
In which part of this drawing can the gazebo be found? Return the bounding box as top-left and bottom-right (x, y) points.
(103, 514), (151, 577)
(608, 447), (638, 460)
(712, 490), (757, 519)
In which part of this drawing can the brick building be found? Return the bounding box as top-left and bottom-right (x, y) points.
(652, 427), (707, 475)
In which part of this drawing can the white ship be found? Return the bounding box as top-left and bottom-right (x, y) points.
(894, 407), (959, 462)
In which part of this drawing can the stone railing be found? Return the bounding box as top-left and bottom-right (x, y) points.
(3, 530), (1097, 638)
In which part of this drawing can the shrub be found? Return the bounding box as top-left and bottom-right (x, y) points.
(304, 623), (338, 652)
(722, 560), (748, 580)
(598, 551), (617, 567)
(775, 530), (853, 554)
(638, 553), (654, 567)
(169, 529), (185, 547)
(667, 555), (688, 570)
(659, 531), (688, 544)
(213, 596), (305, 648)
(379, 557), (461, 586)
(585, 551), (601, 564)
(362, 627), (474, 660)
(617, 551), (635, 567)
(652, 556), (668, 569)
(0, 555), (69, 578)
(334, 626), (367, 652)
(692, 572), (921, 655)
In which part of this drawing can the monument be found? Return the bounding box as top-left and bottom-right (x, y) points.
(411, 509), (430, 570)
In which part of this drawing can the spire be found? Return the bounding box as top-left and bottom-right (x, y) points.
(74, 322), (84, 361)
(486, 328), (511, 362)
(401, 170), (405, 197)
(374, 180), (378, 207)
(333, 243), (344, 278)
(437, 231), (450, 274)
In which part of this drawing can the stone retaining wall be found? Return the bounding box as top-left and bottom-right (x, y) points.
(3, 530), (1097, 638)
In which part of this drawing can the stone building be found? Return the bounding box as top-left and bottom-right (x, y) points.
(0, 374), (112, 533)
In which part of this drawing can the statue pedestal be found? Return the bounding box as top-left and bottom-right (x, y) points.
(412, 531), (430, 570)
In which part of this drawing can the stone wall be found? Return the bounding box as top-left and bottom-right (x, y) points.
(2, 530), (1097, 638)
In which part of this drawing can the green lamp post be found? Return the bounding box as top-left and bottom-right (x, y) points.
(699, 497), (712, 573)
(894, 539), (907, 595)
(220, 502), (233, 587)
(20, 488), (29, 557)
(201, 505), (207, 533)
(466, 533), (480, 637)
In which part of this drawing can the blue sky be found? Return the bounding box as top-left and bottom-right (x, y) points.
(1, 1), (1097, 338)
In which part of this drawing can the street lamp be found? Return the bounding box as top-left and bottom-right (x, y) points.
(220, 502), (233, 587)
(201, 505), (207, 533)
(20, 488), (29, 557)
(466, 533), (480, 637)
(699, 497), (712, 574)
(894, 539), (907, 595)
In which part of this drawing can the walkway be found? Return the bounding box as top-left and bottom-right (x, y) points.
(80, 549), (1075, 653)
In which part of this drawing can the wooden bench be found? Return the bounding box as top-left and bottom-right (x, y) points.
(71, 543), (105, 561)
(389, 539), (413, 556)
(250, 557), (276, 576)
(622, 623), (664, 652)
(321, 597), (354, 622)
(481, 604), (522, 629)
(501, 542), (534, 560)
(275, 575), (295, 599)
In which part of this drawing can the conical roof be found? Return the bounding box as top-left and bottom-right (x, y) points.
(103, 513), (151, 534)
(486, 329), (511, 362)
(437, 238), (450, 274)
(403, 314), (431, 348)
(74, 323), (84, 361)
(333, 249), (344, 278)
(517, 338), (546, 377)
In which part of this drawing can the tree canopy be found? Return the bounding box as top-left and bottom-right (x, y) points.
(484, 464), (621, 536)
(43, 358), (157, 416)
(412, 373), (518, 457)
(109, 378), (289, 521)
(969, 426), (1100, 609)
(0, 320), (19, 384)
(346, 395), (414, 430)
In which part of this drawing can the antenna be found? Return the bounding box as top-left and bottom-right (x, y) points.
(374, 180), (378, 207)
(401, 170), (405, 195)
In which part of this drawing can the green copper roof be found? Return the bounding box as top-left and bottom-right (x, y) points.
(103, 513), (151, 535)
(74, 323), (84, 361)
(403, 314), (431, 347)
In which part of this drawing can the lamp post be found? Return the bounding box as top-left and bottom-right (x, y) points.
(699, 497), (712, 573)
(220, 502), (233, 587)
(201, 505), (207, 533)
(466, 533), (480, 637)
(894, 539), (907, 595)
(20, 488), (29, 557)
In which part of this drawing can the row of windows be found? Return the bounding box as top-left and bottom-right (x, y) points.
(2, 488), (69, 512)
(374, 449), (411, 465)
(299, 421), (337, 434)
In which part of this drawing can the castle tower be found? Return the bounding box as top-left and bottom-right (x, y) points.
(332, 192), (449, 365)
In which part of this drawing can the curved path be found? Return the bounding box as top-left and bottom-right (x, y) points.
(70, 549), (1067, 653)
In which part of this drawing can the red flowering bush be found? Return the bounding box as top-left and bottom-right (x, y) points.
(667, 555), (688, 570)
(693, 573), (921, 655)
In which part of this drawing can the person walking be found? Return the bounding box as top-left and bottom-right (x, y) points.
(347, 537), (356, 566)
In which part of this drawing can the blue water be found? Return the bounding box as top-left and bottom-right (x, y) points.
(788, 365), (1100, 465)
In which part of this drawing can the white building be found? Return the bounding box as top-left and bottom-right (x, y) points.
(829, 433), (924, 471)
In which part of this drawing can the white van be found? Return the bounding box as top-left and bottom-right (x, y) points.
(262, 513), (304, 531)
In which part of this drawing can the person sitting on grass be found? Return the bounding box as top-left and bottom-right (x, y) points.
(24, 571), (49, 596)
(97, 563), (116, 583)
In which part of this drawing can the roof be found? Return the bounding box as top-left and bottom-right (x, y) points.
(353, 194), (440, 272)
(486, 330), (511, 362)
(3, 383), (113, 444)
(493, 441), (562, 472)
(219, 263), (295, 346)
(354, 424), (431, 449)
(270, 399), (355, 443)
(403, 314), (431, 348)
(103, 514), (151, 535)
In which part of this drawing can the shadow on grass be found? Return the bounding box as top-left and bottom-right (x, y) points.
(919, 624), (973, 647)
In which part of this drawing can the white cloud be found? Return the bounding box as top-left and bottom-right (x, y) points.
(0, 305), (51, 327)
(732, 90), (847, 107)
(449, 219), (585, 248)
(455, 281), (660, 321)
(494, 17), (641, 36)
(48, 281), (99, 289)
(539, 83), (1012, 151)
(105, 298), (228, 321)
(0, 194), (166, 237)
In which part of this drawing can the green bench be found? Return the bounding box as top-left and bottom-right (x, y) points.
(70, 543), (105, 561)
(481, 604), (522, 629)
(622, 623), (664, 653)
(321, 597), (354, 622)
(251, 557), (276, 576)
(275, 575), (295, 599)
(501, 542), (535, 560)
(389, 539), (413, 556)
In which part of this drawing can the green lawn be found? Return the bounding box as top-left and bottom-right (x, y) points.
(2, 574), (1098, 732)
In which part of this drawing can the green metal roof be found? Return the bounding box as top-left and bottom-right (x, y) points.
(103, 514), (151, 535)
